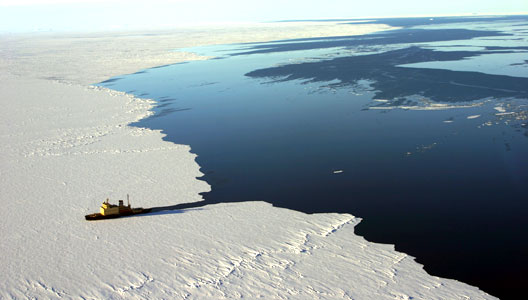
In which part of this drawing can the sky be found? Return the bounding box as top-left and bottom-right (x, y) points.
(0, 0), (527, 32)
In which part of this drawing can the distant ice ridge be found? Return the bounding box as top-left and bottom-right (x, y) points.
(369, 103), (480, 110)
(368, 96), (485, 111)
(368, 96), (528, 133)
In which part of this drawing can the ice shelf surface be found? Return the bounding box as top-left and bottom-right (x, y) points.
(0, 24), (497, 299)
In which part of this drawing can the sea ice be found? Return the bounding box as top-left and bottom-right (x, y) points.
(0, 27), (497, 300)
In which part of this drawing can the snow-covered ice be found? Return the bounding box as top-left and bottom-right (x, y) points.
(0, 24), (497, 299)
(494, 106), (506, 113)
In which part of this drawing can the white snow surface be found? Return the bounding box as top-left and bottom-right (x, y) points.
(0, 25), (497, 299)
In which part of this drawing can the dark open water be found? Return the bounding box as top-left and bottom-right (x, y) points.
(100, 16), (528, 299)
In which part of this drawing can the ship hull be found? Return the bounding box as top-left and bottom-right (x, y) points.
(84, 208), (152, 221)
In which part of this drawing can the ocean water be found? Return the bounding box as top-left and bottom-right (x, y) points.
(100, 16), (528, 299)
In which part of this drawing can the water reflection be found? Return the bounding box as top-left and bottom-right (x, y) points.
(246, 46), (528, 102)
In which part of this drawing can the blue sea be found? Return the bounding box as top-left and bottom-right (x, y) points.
(100, 16), (528, 299)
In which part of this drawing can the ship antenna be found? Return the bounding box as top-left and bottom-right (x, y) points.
(127, 194), (130, 206)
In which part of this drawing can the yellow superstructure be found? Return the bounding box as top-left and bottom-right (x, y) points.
(100, 198), (130, 216)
